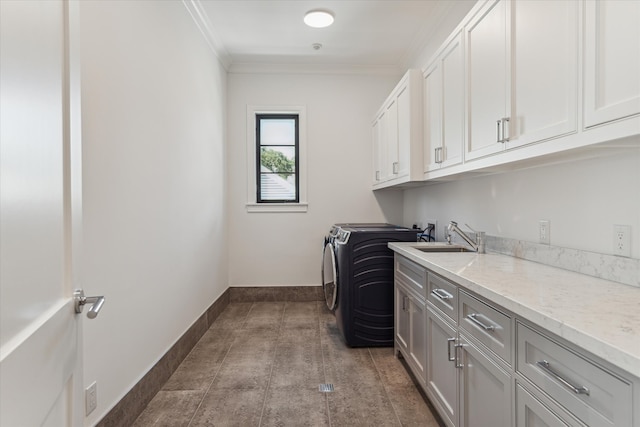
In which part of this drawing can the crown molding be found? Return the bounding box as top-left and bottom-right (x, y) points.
(182, 0), (231, 70)
(228, 61), (403, 76)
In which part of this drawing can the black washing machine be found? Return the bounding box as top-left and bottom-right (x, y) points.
(321, 224), (418, 347)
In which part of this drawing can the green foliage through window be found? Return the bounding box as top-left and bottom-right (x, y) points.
(261, 148), (295, 178)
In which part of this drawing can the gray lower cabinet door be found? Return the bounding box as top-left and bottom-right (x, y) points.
(515, 383), (583, 427)
(426, 305), (458, 427)
(395, 284), (410, 353)
(459, 334), (512, 427)
(409, 296), (426, 383)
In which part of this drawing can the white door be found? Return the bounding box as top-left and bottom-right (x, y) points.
(1, 1), (85, 425)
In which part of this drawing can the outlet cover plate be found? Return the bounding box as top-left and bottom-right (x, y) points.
(613, 225), (631, 257)
(86, 381), (97, 415)
(539, 220), (550, 245)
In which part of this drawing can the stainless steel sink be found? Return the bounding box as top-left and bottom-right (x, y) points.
(414, 246), (472, 253)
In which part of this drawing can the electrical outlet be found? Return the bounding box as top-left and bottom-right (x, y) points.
(539, 220), (550, 244)
(613, 225), (631, 257)
(425, 219), (437, 241)
(86, 381), (97, 416)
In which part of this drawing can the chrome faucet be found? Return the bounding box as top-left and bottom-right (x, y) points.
(446, 221), (486, 253)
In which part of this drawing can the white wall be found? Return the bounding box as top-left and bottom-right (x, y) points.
(227, 73), (403, 286)
(403, 148), (640, 259)
(79, 2), (227, 425)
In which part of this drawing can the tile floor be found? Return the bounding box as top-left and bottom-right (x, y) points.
(133, 301), (442, 426)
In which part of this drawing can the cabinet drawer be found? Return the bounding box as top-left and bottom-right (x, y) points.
(395, 256), (427, 300)
(459, 291), (512, 364)
(427, 272), (458, 321)
(516, 323), (633, 427)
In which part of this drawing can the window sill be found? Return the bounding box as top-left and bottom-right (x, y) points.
(246, 203), (308, 213)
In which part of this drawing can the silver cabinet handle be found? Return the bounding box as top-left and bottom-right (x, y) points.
(74, 289), (105, 319)
(392, 162), (399, 174)
(431, 288), (453, 300)
(536, 360), (590, 396)
(435, 147), (444, 164)
(466, 313), (495, 331)
(455, 343), (464, 369)
(402, 295), (409, 311)
(496, 119), (502, 143)
(447, 338), (456, 362)
(501, 117), (510, 142)
(375, 170), (380, 181)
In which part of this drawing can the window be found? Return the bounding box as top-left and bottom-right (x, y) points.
(256, 114), (299, 203)
(246, 105), (307, 213)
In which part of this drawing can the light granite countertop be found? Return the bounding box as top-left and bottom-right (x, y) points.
(389, 242), (640, 379)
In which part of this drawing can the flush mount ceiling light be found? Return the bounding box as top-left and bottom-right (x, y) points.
(304, 9), (334, 28)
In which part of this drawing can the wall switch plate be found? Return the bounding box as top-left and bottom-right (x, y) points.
(86, 381), (97, 416)
(539, 220), (550, 244)
(613, 225), (631, 257)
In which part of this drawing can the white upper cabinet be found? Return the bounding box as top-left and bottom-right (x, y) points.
(380, 0), (639, 187)
(372, 69), (422, 189)
(384, 98), (399, 182)
(584, 0), (640, 128)
(372, 115), (383, 183)
(510, 0), (579, 147)
(466, 0), (580, 161)
(424, 31), (465, 173)
(465, 0), (510, 161)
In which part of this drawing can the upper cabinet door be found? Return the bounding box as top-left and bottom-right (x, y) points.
(396, 84), (412, 177)
(584, 0), (640, 128)
(465, 0), (510, 161)
(385, 98), (399, 180)
(440, 31), (465, 168)
(509, 0), (579, 148)
(372, 117), (383, 184)
(423, 30), (464, 173)
(423, 60), (443, 173)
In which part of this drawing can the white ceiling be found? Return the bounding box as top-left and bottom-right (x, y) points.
(190, 0), (462, 74)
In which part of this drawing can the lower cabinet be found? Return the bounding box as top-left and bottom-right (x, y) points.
(426, 304), (512, 427)
(458, 334), (512, 427)
(426, 305), (458, 427)
(394, 255), (638, 427)
(395, 282), (426, 384)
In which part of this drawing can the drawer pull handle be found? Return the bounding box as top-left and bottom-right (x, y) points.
(432, 288), (453, 300)
(467, 313), (495, 331)
(536, 360), (590, 396)
(447, 338), (456, 362)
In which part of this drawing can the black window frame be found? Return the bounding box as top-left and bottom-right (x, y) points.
(256, 113), (300, 204)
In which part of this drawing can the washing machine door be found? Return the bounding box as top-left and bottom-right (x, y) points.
(321, 241), (338, 310)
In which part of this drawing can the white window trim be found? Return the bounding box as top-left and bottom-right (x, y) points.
(246, 105), (308, 213)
